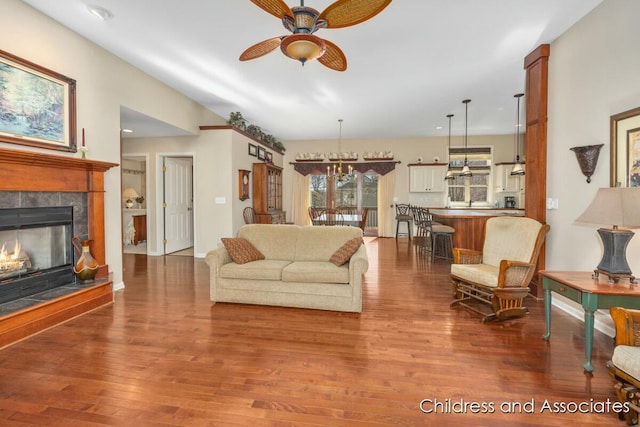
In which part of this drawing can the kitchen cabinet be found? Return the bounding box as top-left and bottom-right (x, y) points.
(495, 163), (525, 193)
(408, 164), (447, 192)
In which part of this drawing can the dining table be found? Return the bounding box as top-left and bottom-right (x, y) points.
(314, 213), (362, 227)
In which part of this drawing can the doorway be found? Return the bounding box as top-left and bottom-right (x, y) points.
(121, 155), (148, 255)
(162, 156), (194, 255)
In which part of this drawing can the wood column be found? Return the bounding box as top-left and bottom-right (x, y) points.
(524, 44), (550, 298)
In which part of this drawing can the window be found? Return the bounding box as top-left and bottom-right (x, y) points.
(310, 173), (378, 211)
(447, 147), (492, 206)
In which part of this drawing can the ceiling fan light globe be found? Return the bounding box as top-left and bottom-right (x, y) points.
(281, 34), (326, 64)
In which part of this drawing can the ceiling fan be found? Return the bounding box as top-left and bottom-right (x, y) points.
(239, 0), (392, 71)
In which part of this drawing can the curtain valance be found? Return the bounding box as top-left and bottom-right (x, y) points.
(291, 161), (400, 176)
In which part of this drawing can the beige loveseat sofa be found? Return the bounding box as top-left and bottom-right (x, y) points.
(205, 224), (368, 312)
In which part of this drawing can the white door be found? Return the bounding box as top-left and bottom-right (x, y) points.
(163, 156), (193, 254)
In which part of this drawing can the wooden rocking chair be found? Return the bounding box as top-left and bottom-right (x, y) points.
(607, 307), (640, 425)
(449, 216), (550, 322)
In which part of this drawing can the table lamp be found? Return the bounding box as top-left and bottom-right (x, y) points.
(575, 187), (640, 284)
(122, 188), (139, 209)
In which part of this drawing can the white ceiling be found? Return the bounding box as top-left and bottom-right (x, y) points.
(22, 0), (602, 141)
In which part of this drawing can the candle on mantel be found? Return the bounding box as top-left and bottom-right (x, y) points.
(82, 128), (85, 147)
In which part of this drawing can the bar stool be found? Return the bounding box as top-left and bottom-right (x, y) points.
(395, 204), (412, 239)
(431, 223), (455, 260)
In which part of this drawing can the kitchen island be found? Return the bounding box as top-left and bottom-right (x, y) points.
(430, 209), (524, 251)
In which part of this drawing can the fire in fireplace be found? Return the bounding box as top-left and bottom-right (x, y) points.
(0, 240), (31, 279)
(0, 206), (74, 305)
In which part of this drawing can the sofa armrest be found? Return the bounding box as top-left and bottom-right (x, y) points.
(347, 244), (369, 312)
(349, 244), (369, 276)
(205, 247), (233, 301)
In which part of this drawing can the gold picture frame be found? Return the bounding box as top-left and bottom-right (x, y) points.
(0, 49), (77, 152)
(611, 106), (640, 187)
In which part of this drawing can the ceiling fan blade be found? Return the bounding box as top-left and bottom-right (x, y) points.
(318, 39), (347, 72)
(250, 0), (293, 19)
(239, 37), (284, 61)
(318, 0), (391, 28)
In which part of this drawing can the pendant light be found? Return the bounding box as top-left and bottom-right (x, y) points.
(327, 119), (353, 182)
(511, 93), (525, 176)
(460, 99), (472, 177)
(444, 113), (455, 181)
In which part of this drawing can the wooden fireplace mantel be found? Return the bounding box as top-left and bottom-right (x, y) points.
(0, 147), (118, 348)
(0, 147), (118, 278)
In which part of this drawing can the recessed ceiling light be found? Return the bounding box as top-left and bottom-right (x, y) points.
(121, 129), (133, 133)
(435, 126), (443, 130)
(87, 5), (113, 21)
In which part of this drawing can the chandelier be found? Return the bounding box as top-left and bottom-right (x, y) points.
(327, 119), (354, 182)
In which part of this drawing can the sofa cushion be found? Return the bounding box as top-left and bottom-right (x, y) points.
(294, 226), (363, 261)
(450, 263), (499, 288)
(282, 261), (350, 284)
(238, 224), (299, 260)
(330, 236), (363, 266)
(220, 259), (291, 281)
(221, 237), (265, 264)
(612, 345), (640, 380)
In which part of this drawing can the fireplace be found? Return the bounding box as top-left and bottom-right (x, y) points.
(0, 147), (117, 348)
(0, 206), (74, 305)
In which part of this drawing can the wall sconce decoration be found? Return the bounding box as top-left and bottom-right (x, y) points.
(570, 144), (604, 183)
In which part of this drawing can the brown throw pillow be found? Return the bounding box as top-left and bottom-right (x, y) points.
(221, 238), (265, 264)
(330, 237), (363, 266)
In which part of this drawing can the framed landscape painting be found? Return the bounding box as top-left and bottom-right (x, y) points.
(627, 127), (640, 187)
(0, 49), (77, 152)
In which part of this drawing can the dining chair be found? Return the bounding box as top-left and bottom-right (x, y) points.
(243, 206), (256, 224)
(337, 205), (357, 215)
(308, 206), (322, 223)
(316, 209), (344, 226)
(358, 207), (369, 233)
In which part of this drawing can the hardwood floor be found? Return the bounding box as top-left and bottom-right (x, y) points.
(0, 238), (623, 426)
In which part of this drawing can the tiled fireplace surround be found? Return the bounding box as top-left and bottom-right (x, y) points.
(0, 147), (117, 348)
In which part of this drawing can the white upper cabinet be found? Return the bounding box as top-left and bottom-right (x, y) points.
(409, 164), (447, 192)
(495, 164), (525, 193)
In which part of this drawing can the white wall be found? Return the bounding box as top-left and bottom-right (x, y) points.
(123, 129), (284, 257)
(3, 0), (224, 289)
(547, 0), (640, 272)
(545, 0), (640, 335)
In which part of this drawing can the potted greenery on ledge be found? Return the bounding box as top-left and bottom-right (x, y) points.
(227, 112), (286, 153)
(227, 112), (246, 131)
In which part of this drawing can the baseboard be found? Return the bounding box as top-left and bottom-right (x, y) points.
(551, 297), (615, 338)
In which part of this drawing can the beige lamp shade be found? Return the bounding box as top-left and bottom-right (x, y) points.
(575, 187), (640, 229)
(122, 188), (139, 199)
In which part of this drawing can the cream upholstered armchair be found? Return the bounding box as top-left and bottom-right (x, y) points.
(607, 307), (640, 425)
(450, 216), (550, 322)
